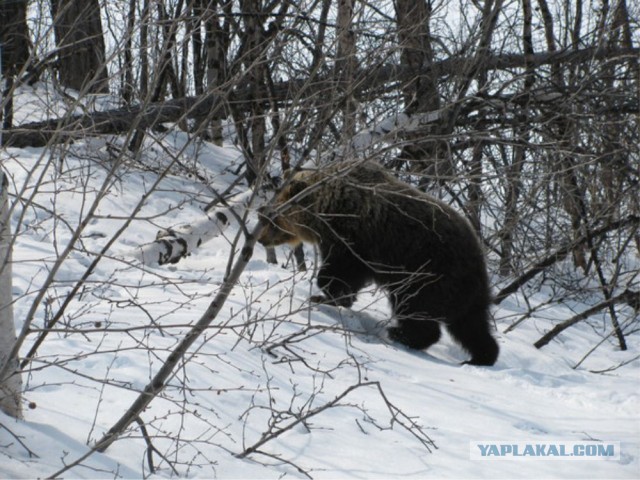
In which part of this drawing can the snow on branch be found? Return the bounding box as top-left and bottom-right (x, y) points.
(347, 110), (446, 156)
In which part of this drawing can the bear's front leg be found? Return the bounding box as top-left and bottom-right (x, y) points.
(314, 275), (357, 307)
(309, 293), (352, 307)
(313, 254), (369, 308)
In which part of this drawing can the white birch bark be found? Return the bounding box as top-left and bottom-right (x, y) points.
(129, 188), (270, 266)
(0, 171), (22, 419)
(329, 109), (446, 161)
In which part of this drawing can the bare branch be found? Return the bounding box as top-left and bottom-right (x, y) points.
(534, 289), (639, 349)
(494, 215), (640, 305)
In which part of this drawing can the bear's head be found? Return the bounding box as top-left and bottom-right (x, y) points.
(257, 171), (320, 247)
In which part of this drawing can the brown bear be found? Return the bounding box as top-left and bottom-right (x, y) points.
(257, 161), (499, 366)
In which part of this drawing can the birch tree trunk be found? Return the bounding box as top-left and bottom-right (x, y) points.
(0, 170), (22, 419)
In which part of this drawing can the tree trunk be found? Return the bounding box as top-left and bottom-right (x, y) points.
(393, 0), (447, 176)
(0, 0), (29, 76)
(239, 0), (268, 184)
(337, 0), (357, 142)
(139, 0), (150, 99)
(51, 0), (109, 93)
(0, 0), (29, 131)
(498, 0), (534, 275)
(0, 171), (22, 419)
(121, 0), (137, 102)
(204, 0), (232, 145)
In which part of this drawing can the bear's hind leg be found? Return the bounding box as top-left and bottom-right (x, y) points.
(445, 313), (499, 366)
(388, 319), (441, 350)
(386, 289), (442, 350)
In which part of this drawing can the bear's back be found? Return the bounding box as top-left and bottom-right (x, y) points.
(301, 161), (485, 281)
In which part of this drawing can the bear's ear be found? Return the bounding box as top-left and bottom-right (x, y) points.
(287, 179), (309, 199)
(282, 169), (295, 181)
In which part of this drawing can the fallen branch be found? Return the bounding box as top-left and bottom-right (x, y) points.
(4, 47), (636, 148)
(493, 215), (640, 305)
(128, 186), (272, 266)
(534, 289), (639, 349)
(2, 94), (220, 148)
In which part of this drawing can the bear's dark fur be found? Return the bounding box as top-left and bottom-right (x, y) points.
(258, 161), (499, 366)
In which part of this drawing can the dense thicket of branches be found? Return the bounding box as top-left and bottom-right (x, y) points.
(1, 0), (637, 346)
(0, 0), (640, 345)
(0, 0), (640, 446)
(0, 0), (638, 468)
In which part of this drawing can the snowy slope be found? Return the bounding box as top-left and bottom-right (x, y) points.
(1, 86), (639, 479)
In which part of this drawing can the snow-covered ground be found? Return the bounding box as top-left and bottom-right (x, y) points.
(1, 85), (638, 478)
